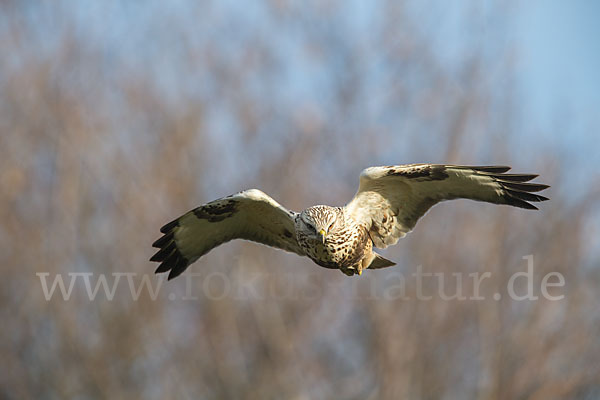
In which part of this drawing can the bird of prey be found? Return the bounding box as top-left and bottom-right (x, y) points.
(151, 164), (549, 280)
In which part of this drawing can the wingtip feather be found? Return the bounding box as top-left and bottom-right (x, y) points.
(470, 165), (512, 173)
(505, 196), (539, 210)
(167, 257), (189, 280)
(160, 219), (179, 234)
(505, 189), (549, 203)
(499, 182), (550, 193)
(152, 231), (174, 248)
(491, 173), (539, 182)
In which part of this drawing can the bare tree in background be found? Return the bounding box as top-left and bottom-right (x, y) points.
(1, 1), (599, 399)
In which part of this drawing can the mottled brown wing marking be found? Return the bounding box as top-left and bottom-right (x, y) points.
(386, 165), (449, 181)
(192, 199), (237, 222)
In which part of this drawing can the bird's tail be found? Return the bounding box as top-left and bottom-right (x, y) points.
(365, 252), (396, 270)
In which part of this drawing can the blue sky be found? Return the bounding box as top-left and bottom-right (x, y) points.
(516, 0), (600, 150)
(56, 0), (599, 160)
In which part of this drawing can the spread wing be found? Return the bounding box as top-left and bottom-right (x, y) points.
(345, 164), (549, 249)
(150, 189), (304, 280)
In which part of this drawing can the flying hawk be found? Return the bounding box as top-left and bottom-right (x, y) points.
(151, 164), (549, 279)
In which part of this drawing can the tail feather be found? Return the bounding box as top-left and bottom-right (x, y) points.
(365, 252), (396, 270)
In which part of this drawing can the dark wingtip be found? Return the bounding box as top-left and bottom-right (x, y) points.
(150, 241), (175, 262)
(500, 182), (550, 193)
(160, 218), (179, 234)
(504, 196), (539, 210)
(492, 173), (539, 182)
(471, 165), (512, 173)
(151, 219), (190, 279)
(505, 189), (549, 203)
(167, 257), (189, 280)
(155, 261), (173, 274)
(152, 231), (174, 248)
(153, 249), (189, 278)
(483, 167), (550, 210)
(503, 186), (549, 210)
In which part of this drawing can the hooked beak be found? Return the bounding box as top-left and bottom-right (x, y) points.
(318, 229), (327, 244)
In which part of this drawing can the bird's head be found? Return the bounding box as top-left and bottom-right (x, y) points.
(300, 206), (340, 244)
